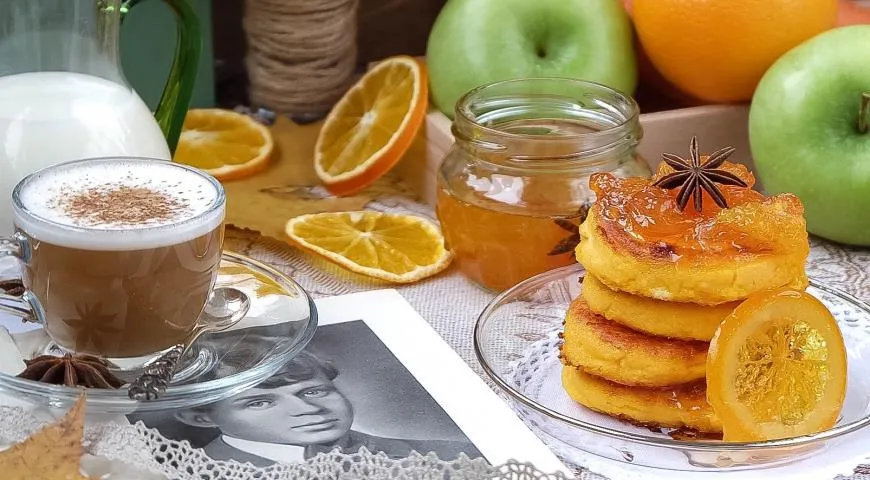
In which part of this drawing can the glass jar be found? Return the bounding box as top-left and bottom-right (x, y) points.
(436, 78), (651, 292)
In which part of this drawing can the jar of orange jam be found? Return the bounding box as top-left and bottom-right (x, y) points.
(436, 78), (650, 292)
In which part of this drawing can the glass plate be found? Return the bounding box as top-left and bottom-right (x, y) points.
(0, 251), (318, 413)
(474, 264), (870, 471)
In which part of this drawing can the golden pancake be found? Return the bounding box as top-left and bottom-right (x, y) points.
(581, 274), (736, 341)
(576, 190), (809, 305)
(561, 366), (722, 433)
(561, 298), (708, 387)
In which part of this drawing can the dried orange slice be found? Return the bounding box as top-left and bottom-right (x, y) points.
(707, 289), (847, 442)
(314, 56), (427, 196)
(175, 108), (274, 181)
(285, 211), (451, 283)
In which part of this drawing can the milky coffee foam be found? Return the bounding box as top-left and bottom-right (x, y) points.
(14, 159), (224, 250)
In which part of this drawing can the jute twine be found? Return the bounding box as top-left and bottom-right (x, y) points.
(243, 0), (358, 115)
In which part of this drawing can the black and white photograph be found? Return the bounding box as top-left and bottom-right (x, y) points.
(123, 290), (568, 473)
(128, 317), (484, 466)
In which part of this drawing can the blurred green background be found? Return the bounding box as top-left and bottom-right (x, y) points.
(120, 0), (215, 110)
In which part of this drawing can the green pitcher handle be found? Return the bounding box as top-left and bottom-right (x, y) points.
(122, 0), (202, 154)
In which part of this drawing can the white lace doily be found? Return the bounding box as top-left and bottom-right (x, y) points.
(0, 404), (575, 480)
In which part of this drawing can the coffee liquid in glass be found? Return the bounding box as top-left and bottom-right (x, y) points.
(14, 160), (224, 357)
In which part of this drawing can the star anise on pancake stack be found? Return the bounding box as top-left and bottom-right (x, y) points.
(0, 279), (24, 297)
(17, 354), (125, 389)
(653, 136), (749, 211)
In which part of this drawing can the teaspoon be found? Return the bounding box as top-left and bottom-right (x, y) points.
(127, 287), (251, 401)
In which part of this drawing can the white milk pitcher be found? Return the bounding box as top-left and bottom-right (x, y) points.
(0, 0), (201, 236)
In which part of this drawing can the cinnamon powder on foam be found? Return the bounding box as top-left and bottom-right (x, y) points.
(55, 185), (190, 227)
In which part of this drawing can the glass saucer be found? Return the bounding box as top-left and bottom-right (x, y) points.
(474, 264), (870, 471)
(0, 251), (318, 413)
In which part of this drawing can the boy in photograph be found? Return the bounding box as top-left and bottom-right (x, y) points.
(176, 350), (482, 466)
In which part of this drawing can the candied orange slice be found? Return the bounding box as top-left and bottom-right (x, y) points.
(706, 289), (847, 442)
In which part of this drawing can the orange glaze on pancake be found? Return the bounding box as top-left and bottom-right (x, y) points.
(590, 161), (807, 262)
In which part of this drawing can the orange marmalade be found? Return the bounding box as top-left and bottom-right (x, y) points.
(591, 161), (808, 258)
(436, 189), (584, 292)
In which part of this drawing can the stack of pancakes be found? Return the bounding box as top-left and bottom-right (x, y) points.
(560, 192), (810, 434)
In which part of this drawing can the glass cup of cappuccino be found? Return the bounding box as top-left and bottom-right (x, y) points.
(0, 157), (225, 365)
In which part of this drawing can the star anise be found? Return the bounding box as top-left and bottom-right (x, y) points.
(0, 279), (24, 297)
(17, 354), (125, 389)
(548, 204), (590, 256)
(653, 136), (748, 212)
(62, 302), (121, 352)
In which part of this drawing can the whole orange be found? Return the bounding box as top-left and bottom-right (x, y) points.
(632, 0), (838, 103)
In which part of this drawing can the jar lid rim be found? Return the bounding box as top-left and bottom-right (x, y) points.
(453, 77), (640, 143)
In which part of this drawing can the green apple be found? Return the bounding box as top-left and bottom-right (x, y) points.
(749, 25), (870, 246)
(426, 0), (637, 118)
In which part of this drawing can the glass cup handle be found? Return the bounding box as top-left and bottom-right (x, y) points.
(0, 233), (42, 322)
(121, 0), (202, 154)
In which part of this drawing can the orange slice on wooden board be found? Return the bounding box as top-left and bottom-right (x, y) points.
(314, 56), (427, 196)
(175, 108), (274, 181)
(285, 211), (452, 283)
(706, 289), (847, 442)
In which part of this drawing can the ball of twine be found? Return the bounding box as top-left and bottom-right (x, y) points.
(243, 0), (358, 116)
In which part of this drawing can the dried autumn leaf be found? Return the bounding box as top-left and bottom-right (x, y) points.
(0, 394), (90, 479)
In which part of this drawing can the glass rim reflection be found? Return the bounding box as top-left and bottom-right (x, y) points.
(451, 77), (642, 170)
